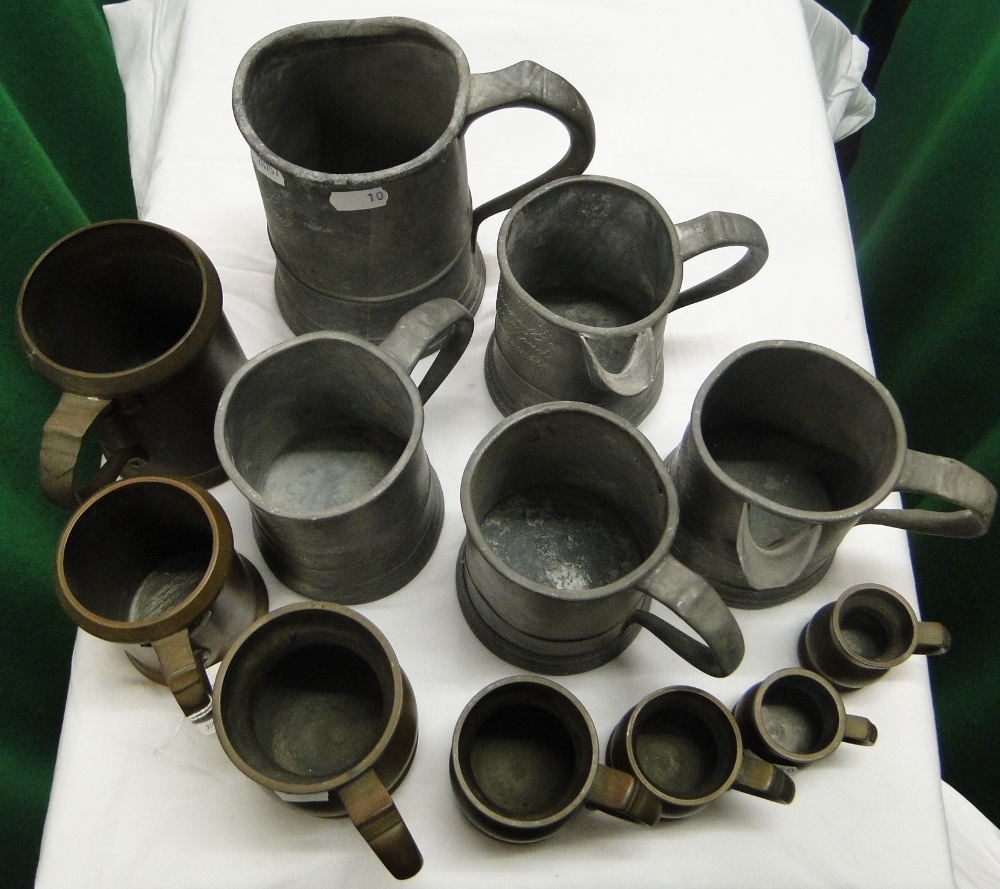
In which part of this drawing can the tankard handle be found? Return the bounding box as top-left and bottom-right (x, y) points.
(381, 298), (475, 403)
(39, 391), (146, 509)
(628, 555), (745, 677)
(584, 763), (662, 825)
(151, 629), (212, 717)
(858, 449), (996, 537)
(465, 60), (597, 243)
(673, 211), (770, 308)
(338, 768), (424, 880)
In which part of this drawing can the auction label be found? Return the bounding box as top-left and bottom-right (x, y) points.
(329, 187), (389, 211)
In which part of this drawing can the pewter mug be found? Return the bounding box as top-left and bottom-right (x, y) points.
(486, 175), (769, 423)
(449, 675), (661, 842)
(17, 220), (246, 509)
(233, 17), (596, 342)
(666, 340), (997, 608)
(606, 686), (795, 819)
(54, 476), (268, 717)
(216, 298), (473, 602)
(213, 602), (422, 880)
(799, 583), (951, 690)
(733, 668), (877, 768)
(457, 401), (745, 677)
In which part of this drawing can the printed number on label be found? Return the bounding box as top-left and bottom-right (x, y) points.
(329, 188), (389, 211)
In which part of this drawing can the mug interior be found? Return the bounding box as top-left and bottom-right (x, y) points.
(457, 681), (592, 820)
(631, 690), (738, 802)
(218, 608), (395, 784)
(20, 224), (204, 374)
(62, 481), (214, 625)
(837, 587), (915, 663)
(221, 337), (415, 515)
(505, 180), (676, 336)
(242, 27), (460, 173)
(468, 408), (669, 592)
(758, 674), (839, 755)
(699, 345), (901, 514)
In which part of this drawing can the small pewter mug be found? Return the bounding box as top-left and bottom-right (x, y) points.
(54, 476), (268, 717)
(457, 401), (744, 677)
(213, 602), (422, 880)
(666, 340), (997, 608)
(487, 175), (769, 423)
(733, 668), (877, 768)
(799, 584), (951, 690)
(607, 686), (795, 819)
(17, 220), (246, 509)
(233, 17), (595, 342)
(216, 298), (473, 602)
(450, 675), (662, 842)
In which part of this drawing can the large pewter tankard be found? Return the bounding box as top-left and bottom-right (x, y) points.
(233, 17), (596, 342)
(666, 340), (996, 608)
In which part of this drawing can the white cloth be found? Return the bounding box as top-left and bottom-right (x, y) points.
(34, 1), (995, 887)
(799, 0), (876, 140)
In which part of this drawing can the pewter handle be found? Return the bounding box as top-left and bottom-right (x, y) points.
(732, 751), (796, 803)
(40, 391), (146, 509)
(464, 60), (596, 243)
(151, 629), (212, 717)
(584, 764), (662, 825)
(627, 556), (745, 677)
(673, 211), (769, 308)
(858, 449), (996, 537)
(380, 298), (474, 404)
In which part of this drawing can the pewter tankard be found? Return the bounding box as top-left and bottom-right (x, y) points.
(457, 402), (745, 677)
(487, 175), (769, 422)
(666, 340), (996, 608)
(233, 17), (596, 342)
(216, 298), (473, 602)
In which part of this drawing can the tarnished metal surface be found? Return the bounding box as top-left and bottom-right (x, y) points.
(487, 175), (768, 422)
(666, 341), (997, 608)
(233, 17), (595, 342)
(457, 402), (744, 676)
(216, 299), (472, 603)
(213, 602), (422, 879)
(799, 584), (951, 690)
(450, 675), (661, 842)
(16, 221), (246, 508)
(606, 686), (795, 819)
(53, 476), (267, 716)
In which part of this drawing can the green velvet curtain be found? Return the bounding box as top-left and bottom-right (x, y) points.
(0, 2), (135, 886)
(843, 0), (1000, 829)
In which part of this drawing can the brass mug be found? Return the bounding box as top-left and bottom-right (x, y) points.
(17, 220), (246, 509)
(450, 675), (661, 842)
(606, 686), (795, 819)
(54, 475), (268, 716)
(733, 668), (877, 768)
(799, 584), (951, 690)
(213, 602), (422, 880)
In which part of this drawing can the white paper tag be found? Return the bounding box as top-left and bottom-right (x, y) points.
(275, 789), (330, 803)
(252, 152), (285, 186)
(329, 187), (389, 211)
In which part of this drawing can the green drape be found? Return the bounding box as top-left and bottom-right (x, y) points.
(844, 0), (1000, 829)
(0, 2), (136, 886)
